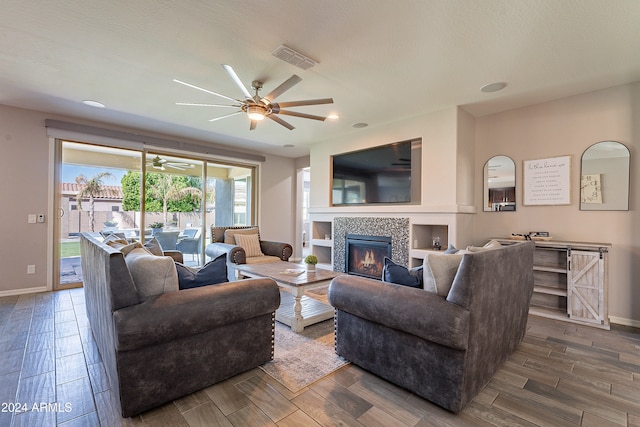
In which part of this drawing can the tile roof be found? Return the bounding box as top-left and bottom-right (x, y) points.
(61, 183), (123, 199)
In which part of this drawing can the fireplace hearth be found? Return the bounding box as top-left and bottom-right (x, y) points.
(345, 234), (392, 280)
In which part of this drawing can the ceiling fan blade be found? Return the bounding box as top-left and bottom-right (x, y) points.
(173, 79), (240, 103)
(262, 75), (302, 103)
(168, 163), (195, 170)
(176, 102), (240, 108)
(249, 120), (258, 131)
(272, 98), (334, 108)
(208, 111), (243, 122)
(222, 64), (254, 101)
(276, 110), (327, 121)
(168, 164), (187, 171)
(266, 114), (295, 130)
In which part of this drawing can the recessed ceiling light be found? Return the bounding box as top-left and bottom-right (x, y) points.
(283, 144), (295, 148)
(82, 100), (106, 108)
(352, 122), (368, 128)
(327, 113), (340, 120)
(480, 82), (507, 93)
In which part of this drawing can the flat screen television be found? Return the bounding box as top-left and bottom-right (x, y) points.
(331, 139), (421, 205)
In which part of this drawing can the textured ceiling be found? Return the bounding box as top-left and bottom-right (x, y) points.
(1, 0), (639, 157)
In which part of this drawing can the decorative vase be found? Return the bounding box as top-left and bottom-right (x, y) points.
(306, 263), (316, 273)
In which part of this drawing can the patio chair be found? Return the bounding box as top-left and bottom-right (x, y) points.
(176, 228), (202, 261)
(153, 230), (180, 251)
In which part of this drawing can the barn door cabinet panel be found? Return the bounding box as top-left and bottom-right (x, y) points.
(497, 239), (610, 329)
(568, 249), (608, 327)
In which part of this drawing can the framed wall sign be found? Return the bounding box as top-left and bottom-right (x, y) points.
(523, 155), (571, 206)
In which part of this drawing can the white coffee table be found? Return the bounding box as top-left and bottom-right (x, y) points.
(235, 261), (341, 333)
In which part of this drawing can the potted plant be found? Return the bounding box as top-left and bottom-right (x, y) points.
(150, 222), (164, 235)
(304, 254), (318, 272)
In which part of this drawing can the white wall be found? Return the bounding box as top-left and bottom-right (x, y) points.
(0, 104), (296, 294)
(309, 106), (473, 212)
(474, 82), (640, 326)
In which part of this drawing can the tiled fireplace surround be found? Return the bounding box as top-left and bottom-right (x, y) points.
(333, 217), (410, 273)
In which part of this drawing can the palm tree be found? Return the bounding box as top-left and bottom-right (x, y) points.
(76, 172), (114, 232)
(146, 174), (202, 224)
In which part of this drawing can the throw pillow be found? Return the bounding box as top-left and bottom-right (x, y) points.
(119, 241), (144, 256)
(483, 239), (503, 249)
(466, 239), (503, 252)
(224, 227), (259, 245)
(423, 253), (464, 297)
(382, 257), (422, 288)
(444, 243), (459, 254)
(234, 233), (265, 258)
(124, 248), (179, 300)
(103, 234), (129, 248)
(175, 253), (228, 290)
(143, 237), (164, 256)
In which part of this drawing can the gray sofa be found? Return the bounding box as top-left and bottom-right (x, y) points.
(328, 241), (534, 413)
(80, 232), (280, 417)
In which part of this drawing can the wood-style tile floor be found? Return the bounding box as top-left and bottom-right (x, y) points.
(1, 288), (639, 426)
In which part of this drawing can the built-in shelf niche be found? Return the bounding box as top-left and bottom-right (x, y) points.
(411, 224), (449, 250)
(310, 221), (333, 268)
(409, 224), (449, 267)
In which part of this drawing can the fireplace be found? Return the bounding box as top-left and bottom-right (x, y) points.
(345, 234), (392, 280)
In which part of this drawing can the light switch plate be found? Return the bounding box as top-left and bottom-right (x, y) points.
(28, 214), (36, 224)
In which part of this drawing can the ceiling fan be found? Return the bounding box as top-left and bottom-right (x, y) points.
(174, 64), (334, 130)
(147, 155), (195, 171)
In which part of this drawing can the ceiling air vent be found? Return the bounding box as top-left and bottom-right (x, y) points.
(272, 45), (317, 70)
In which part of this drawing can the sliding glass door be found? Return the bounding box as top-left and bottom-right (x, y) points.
(57, 141), (141, 289)
(55, 141), (257, 288)
(206, 162), (254, 228)
(142, 153), (204, 265)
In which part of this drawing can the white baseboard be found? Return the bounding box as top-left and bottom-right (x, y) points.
(609, 316), (640, 329)
(0, 286), (48, 298)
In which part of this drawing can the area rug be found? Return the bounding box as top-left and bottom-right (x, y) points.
(260, 318), (349, 393)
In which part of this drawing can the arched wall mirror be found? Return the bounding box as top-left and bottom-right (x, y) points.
(580, 141), (630, 211)
(483, 155), (516, 212)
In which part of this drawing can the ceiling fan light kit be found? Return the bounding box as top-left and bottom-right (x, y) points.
(246, 104), (267, 121)
(175, 64), (333, 131)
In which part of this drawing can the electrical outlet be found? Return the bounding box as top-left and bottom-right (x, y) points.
(37, 214), (45, 223)
(27, 265), (36, 275)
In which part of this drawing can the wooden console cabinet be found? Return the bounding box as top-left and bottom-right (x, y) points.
(498, 239), (611, 329)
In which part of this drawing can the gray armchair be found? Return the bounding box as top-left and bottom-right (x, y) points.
(205, 226), (292, 265)
(205, 226), (293, 281)
(328, 241), (535, 413)
(80, 232), (280, 417)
